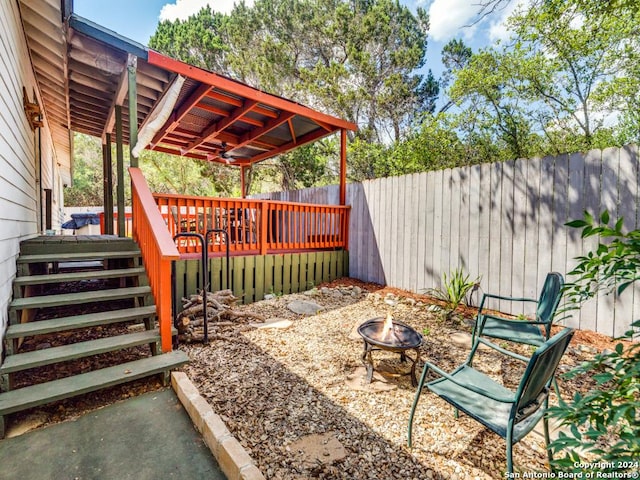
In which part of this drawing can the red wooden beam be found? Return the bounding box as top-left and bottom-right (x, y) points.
(207, 91), (278, 119)
(287, 118), (296, 143)
(147, 50), (357, 132)
(196, 101), (265, 127)
(238, 115), (264, 127)
(340, 129), (347, 205)
(253, 106), (279, 119)
(182, 100), (259, 154)
(195, 101), (228, 116)
(150, 83), (212, 147)
(172, 127), (241, 147)
(207, 90), (243, 107)
(232, 111), (295, 153)
(204, 112), (295, 163)
(248, 127), (337, 164)
(151, 145), (208, 161)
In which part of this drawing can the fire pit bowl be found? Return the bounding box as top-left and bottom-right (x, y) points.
(357, 317), (423, 386)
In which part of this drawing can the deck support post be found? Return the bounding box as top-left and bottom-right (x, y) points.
(127, 55), (138, 169)
(260, 202), (269, 255)
(240, 165), (247, 198)
(102, 133), (114, 235)
(115, 105), (126, 237)
(339, 129), (347, 205)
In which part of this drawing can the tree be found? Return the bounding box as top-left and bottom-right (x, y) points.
(64, 133), (104, 206)
(507, 0), (634, 149)
(149, 7), (230, 74)
(148, 0), (433, 187)
(448, 0), (639, 157)
(449, 48), (540, 159)
(385, 113), (472, 175)
(437, 39), (472, 114)
(139, 149), (237, 197)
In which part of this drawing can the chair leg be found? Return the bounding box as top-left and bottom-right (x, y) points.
(544, 413), (554, 470)
(543, 397), (554, 471)
(506, 429), (514, 474)
(407, 363), (430, 448)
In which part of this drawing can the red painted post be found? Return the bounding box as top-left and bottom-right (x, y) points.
(260, 201), (269, 255)
(339, 129), (347, 206)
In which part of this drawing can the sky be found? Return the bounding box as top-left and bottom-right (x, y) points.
(73, 0), (519, 78)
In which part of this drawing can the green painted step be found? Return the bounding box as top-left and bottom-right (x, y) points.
(5, 306), (157, 339)
(10, 286), (151, 311)
(13, 267), (146, 287)
(0, 350), (189, 416)
(19, 237), (137, 255)
(0, 330), (162, 374)
(17, 250), (141, 264)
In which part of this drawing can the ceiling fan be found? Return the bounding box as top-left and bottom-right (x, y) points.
(218, 142), (247, 163)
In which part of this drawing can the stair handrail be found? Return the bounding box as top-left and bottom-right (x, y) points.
(129, 167), (180, 353)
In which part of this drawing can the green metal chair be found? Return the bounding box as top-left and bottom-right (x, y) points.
(472, 272), (565, 356)
(408, 327), (574, 474)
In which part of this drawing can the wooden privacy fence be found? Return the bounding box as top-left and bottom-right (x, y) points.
(152, 193), (350, 256)
(255, 144), (640, 338)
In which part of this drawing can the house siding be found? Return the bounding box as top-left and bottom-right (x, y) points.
(0, 1), (64, 356)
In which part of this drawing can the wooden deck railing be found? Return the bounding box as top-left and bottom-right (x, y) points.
(98, 211), (133, 237)
(152, 193), (350, 256)
(129, 168), (180, 352)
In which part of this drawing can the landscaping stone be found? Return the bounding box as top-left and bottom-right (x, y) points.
(289, 432), (347, 466)
(287, 300), (324, 315)
(449, 331), (491, 351)
(344, 366), (397, 392)
(249, 319), (293, 330)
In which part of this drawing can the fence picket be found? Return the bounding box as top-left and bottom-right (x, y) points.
(258, 145), (638, 336)
(511, 160), (527, 303)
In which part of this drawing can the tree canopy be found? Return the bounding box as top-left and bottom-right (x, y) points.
(66, 0), (640, 204)
(150, 0), (430, 145)
(449, 0), (639, 157)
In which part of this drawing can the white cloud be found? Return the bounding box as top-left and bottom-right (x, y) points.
(487, 0), (527, 43)
(159, 0), (255, 21)
(427, 0), (481, 42)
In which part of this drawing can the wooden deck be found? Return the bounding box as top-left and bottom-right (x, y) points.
(153, 193), (350, 257)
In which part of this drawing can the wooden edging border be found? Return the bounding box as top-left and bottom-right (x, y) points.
(171, 372), (265, 480)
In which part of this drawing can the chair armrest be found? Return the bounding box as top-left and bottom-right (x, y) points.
(476, 293), (538, 316)
(424, 362), (516, 403)
(481, 313), (546, 326)
(480, 293), (538, 303)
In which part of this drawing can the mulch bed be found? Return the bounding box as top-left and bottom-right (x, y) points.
(178, 280), (615, 479)
(5, 278), (625, 479)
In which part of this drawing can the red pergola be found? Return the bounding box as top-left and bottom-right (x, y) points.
(22, 11), (356, 212)
(143, 51), (357, 202)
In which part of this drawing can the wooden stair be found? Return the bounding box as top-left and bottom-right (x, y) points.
(0, 236), (188, 437)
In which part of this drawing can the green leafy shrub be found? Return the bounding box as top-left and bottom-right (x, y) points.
(548, 211), (640, 472)
(424, 268), (480, 320)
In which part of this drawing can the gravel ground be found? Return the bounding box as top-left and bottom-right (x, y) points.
(179, 282), (606, 480)
(7, 279), (615, 478)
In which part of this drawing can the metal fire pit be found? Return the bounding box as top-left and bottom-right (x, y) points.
(357, 317), (423, 387)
